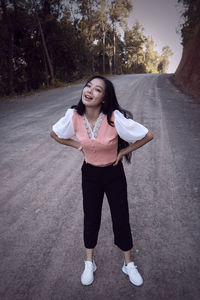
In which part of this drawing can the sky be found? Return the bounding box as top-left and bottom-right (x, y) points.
(127, 0), (184, 73)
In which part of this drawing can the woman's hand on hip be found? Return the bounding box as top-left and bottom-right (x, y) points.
(113, 150), (124, 166)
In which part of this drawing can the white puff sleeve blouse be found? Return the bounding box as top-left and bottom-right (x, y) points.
(52, 108), (148, 143)
(114, 110), (148, 143)
(52, 108), (75, 139)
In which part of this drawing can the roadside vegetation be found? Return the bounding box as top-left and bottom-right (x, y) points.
(0, 0), (174, 97)
(174, 0), (200, 98)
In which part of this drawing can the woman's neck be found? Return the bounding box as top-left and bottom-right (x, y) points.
(85, 106), (102, 122)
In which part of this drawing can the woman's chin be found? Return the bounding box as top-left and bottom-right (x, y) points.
(82, 100), (92, 106)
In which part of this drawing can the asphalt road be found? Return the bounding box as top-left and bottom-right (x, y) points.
(0, 74), (199, 300)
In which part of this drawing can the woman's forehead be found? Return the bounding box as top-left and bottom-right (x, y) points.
(89, 78), (105, 88)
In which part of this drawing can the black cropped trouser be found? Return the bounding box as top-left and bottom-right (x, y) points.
(81, 161), (133, 252)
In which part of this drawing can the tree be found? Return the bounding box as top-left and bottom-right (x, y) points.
(95, 0), (109, 74)
(30, 0), (65, 84)
(158, 46), (173, 73)
(76, 0), (99, 73)
(124, 20), (146, 73)
(0, 0), (14, 94)
(109, 0), (132, 74)
(144, 38), (160, 73)
(178, 0), (200, 46)
(0, 0), (175, 97)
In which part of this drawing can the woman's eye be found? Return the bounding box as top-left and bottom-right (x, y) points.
(96, 89), (101, 92)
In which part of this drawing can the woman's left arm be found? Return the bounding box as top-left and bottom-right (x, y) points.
(113, 131), (153, 166)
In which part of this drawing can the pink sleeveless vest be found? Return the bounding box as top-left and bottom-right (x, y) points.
(72, 111), (118, 166)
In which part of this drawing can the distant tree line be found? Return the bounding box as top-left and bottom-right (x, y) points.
(0, 0), (173, 97)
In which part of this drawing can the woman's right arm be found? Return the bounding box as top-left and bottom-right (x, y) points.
(50, 108), (82, 150)
(50, 130), (81, 150)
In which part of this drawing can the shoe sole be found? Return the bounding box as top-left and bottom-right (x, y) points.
(122, 266), (143, 286)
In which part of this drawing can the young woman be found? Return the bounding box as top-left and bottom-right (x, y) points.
(50, 75), (153, 287)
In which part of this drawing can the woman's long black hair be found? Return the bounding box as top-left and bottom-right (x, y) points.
(72, 75), (133, 163)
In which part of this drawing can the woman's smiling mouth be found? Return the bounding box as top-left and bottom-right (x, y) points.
(84, 94), (93, 101)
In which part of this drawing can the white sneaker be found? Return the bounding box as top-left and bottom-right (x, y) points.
(81, 260), (97, 285)
(122, 262), (143, 286)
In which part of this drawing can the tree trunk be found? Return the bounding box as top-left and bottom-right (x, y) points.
(35, 12), (54, 83)
(8, 32), (14, 93)
(89, 33), (95, 73)
(1, 0), (14, 94)
(113, 30), (116, 74)
(102, 27), (106, 74)
(92, 51), (95, 73)
(108, 56), (112, 74)
(43, 49), (49, 87)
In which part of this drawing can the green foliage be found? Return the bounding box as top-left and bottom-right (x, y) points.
(143, 38), (160, 73)
(123, 20), (147, 73)
(178, 0), (200, 45)
(0, 0), (173, 97)
(109, 0), (132, 25)
(158, 46), (173, 73)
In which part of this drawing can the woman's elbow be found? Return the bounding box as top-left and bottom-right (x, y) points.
(146, 131), (154, 141)
(50, 130), (57, 139)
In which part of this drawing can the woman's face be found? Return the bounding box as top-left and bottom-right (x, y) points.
(82, 78), (105, 108)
